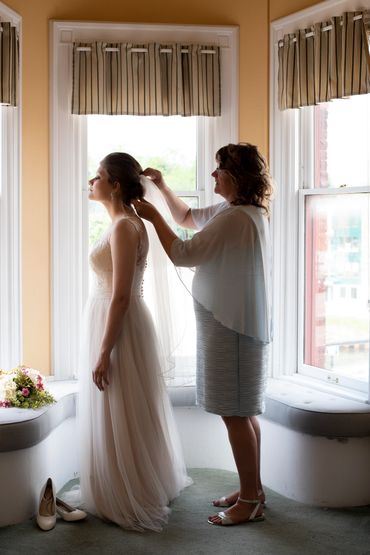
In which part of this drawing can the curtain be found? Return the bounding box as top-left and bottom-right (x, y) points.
(72, 42), (221, 116)
(278, 10), (370, 110)
(0, 22), (18, 106)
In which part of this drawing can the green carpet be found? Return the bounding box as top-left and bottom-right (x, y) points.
(0, 469), (369, 555)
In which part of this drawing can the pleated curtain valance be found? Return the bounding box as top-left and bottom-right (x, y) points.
(0, 21), (18, 106)
(278, 10), (370, 110)
(72, 42), (221, 116)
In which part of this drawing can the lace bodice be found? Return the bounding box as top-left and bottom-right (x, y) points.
(89, 217), (148, 298)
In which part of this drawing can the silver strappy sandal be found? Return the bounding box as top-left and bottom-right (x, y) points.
(208, 497), (265, 526)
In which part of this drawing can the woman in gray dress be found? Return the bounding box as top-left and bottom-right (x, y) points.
(134, 143), (273, 526)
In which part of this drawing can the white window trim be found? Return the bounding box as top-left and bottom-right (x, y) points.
(0, 2), (21, 371)
(50, 20), (239, 379)
(270, 0), (370, 401)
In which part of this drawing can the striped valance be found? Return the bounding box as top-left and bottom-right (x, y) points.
(72, 42), (221, 116)
(278, 10), (370, 110)
(0, 22), (18, 106)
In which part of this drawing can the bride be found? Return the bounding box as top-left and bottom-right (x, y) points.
(78, 152), (190, 532)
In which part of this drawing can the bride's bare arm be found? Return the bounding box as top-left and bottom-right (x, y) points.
(143, 167), (197, 230)
(92, 219), (138, 391)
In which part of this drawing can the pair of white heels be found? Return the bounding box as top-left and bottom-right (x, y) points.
(36, 477), (87, 531)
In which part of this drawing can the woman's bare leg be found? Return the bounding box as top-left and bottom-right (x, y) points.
(251, 415), (265, 502)
(209, 416), (264, 524)
(212, 415), (265, 507)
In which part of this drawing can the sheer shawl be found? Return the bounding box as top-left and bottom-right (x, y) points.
(170, 204), (272, 343)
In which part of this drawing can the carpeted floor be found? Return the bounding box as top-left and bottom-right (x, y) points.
(1, 468), (370, 555)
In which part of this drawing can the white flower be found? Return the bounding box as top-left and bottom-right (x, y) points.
(0, 374), (16, 401)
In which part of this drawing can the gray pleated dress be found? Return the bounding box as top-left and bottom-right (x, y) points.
(194, 300), (269, 416)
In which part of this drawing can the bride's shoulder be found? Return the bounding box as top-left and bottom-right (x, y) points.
(110, 216), (146, 241)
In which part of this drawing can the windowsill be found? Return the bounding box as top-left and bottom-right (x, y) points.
(45, 377), (197, 407)
(273, 374), (369, 405)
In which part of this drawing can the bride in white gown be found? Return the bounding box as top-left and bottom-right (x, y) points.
(78, 152), (190, 532)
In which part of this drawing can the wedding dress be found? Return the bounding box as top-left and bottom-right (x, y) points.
(78, 213), (190, 532)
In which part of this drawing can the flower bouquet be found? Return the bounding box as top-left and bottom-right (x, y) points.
(0, 366), (55, 409)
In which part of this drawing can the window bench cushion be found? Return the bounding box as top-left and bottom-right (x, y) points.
(0, 382), (196, 452)
(0, 381), (77, 452)
(264, 379), (370, 438)
(1, 379), (370, 453)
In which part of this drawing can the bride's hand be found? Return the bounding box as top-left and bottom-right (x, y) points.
(142, 167), (166, 190)
(92, 354), (110, 391)
(133, 198), (159, 222)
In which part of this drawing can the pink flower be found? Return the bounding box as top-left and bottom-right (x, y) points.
(36, 383), (44, 391)
(21, 388), (30, 397)
(0, 400), (11, 408)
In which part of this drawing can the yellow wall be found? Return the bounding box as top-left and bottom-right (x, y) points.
(270, 0), (322, 21)
(6, 0), (320, 373)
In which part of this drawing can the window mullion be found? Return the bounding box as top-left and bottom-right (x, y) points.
(271, 108), (300, 377)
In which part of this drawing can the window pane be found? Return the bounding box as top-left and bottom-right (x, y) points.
(88, 114), (197, 192)
(88, 202), (111, 246)
(175, 196), (198, 240)
(87, 115), (198, 245)
(314, 95), (370, 188)
(304, 193), (369, 383)
(87, 115), (197, 385)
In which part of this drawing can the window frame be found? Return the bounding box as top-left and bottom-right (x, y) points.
(50, 20), (239, 379)
(298, 186), (370, 394)
(270, 0), (370, 401)
(0, 2), (21, 371)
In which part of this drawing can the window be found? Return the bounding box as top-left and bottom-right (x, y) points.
(0, 4), (21, 371)
(271, 0), (370, 399)
(87, 115), (199, 385)
(298, 97), (370, 392)
(51, 21), (238, 381)
(300, 186), (369, 389)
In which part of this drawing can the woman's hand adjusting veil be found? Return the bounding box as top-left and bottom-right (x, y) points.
(141, 168), (196, 229)
(142, 168), (166, 190)
(133, 198), (160, 223)
(133, 197), (177, 259)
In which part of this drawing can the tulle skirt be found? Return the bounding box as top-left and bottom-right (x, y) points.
(78, 294), (191, 532)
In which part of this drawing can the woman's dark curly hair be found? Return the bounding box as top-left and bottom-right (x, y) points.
(216, 143), (273, 215)
(101, 152), (144, 205)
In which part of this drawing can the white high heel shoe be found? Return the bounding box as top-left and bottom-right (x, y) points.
(37, 477), (56, 531)
(56, 497), (87, 521)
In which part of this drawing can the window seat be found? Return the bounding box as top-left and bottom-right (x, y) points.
(0, 380), (77, 452)
(260, 378), (370, 508)
(2, 378), (369, 453)
(1, 378), (370, 521)
(0, 380), (80, 527)
(263, 378), (370, 438)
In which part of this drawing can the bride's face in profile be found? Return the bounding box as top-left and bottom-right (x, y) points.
(88, 165), (117, 202)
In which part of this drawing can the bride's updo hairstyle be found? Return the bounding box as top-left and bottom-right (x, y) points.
(101, 152), (144, 205)
(216, 143), (273, 215)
